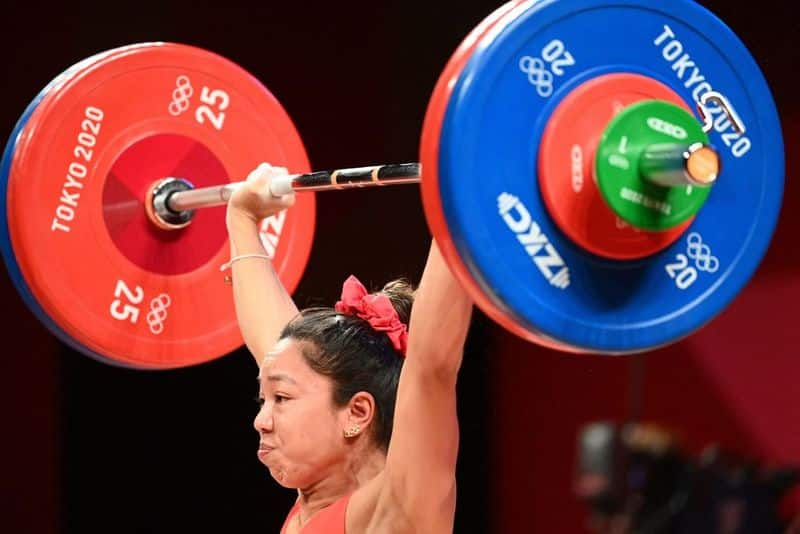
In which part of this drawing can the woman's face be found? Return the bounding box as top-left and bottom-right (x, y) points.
(253, 337), (348, 488)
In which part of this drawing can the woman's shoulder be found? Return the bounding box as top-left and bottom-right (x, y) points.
(346, 471), (455, 533)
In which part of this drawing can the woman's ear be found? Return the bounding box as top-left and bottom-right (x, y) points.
(343, 391), (376, 437)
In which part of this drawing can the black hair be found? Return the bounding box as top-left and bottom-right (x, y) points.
(279, 279), (414, 450)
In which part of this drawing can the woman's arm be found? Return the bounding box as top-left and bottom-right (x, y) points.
(226, 164), (299, 366)
(379, 240), (473, 526)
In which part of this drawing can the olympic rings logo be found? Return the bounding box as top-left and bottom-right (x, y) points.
(519, 56), (554, 98)
(686, 232), (719, 273)
(147, 294), (172, 335)
(168, 75), (194, 116)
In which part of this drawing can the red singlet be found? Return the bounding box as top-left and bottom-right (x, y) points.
(279, 493), (352, 534)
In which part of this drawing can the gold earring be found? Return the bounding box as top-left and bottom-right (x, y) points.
(344, 425), (361, 438)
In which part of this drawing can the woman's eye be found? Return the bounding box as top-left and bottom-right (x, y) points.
(254, 394), (289, 406)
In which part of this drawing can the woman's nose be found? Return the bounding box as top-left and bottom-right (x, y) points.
(253, 402), (273, 433)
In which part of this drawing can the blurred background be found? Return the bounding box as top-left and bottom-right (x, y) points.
(1, 0), (798, 532)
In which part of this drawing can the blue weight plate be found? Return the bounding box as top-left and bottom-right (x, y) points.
(438, 0), (783, 352)
(1, 47), (137, 366)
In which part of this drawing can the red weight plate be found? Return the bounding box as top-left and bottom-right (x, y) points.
(2, 45), (153, 368)
(538, 73), (693, 259)
(8, 43), (314, 369)
(419, 2), (581, 353)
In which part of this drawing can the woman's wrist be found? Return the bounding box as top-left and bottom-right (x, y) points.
(226, 207), (260, 230)
(226, 209), (270, 257)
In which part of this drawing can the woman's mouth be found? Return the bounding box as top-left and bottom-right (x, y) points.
(257, 444), (274, 460)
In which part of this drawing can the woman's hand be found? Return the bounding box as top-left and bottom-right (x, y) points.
(226, 162), (296, 225)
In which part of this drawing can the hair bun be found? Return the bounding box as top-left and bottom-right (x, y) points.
(379, 279), (415, 326)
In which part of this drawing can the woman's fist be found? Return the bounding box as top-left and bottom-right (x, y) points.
(226, 163), (296, 224)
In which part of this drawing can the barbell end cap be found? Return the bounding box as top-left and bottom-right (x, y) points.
(638, 142), (720, 188)
(146, 177), (196, 230)
(684, 142), (721, 187)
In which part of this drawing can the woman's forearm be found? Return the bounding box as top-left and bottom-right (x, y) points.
(227, 213), (299, 365)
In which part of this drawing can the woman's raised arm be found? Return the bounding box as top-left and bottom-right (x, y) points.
(379, 240), (473, 528)
(226, 164), (299, 366)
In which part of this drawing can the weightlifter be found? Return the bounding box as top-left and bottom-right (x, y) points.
(225, 162), (472, 533)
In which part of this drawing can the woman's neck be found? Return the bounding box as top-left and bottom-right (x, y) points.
(295, 446), (385, 523)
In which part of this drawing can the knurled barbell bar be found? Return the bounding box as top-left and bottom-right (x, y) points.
(0, 0), (783, 368)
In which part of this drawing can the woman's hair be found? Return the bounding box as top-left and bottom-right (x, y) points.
(279, 279), (414, 451)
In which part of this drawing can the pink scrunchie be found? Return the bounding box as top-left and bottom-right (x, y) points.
(334, 275), (408, 356)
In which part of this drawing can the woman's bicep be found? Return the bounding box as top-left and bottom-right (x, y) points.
(382, 359), (460, 518)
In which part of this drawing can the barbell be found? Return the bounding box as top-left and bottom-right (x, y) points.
(0, 0), (783, 368)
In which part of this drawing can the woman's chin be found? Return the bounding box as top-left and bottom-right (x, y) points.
(267, 466), (298, 488)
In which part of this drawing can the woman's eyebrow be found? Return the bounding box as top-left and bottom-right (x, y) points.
(266, 373), (297, 385)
